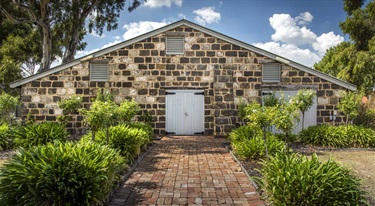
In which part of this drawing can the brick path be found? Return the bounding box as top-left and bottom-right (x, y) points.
(108, 136), (265, 206)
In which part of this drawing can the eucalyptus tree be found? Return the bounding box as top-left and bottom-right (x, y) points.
(0, 0), (142, 72)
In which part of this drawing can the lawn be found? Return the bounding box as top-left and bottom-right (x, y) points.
(306, 150), (375, 203)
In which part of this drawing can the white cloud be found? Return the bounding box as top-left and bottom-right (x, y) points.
(122, 21), (168, 40)
(113, 35), (121, 40)
(254, 12), (344, 66)
(254, 42), (321, 67)
(313, 32), (344, 56)
(270, 13), (316, 45)
(295, 12), (313, 25)
(193, 7), (221, 26)
(144, 0), (182, 8)
(178, 13), (186, 19)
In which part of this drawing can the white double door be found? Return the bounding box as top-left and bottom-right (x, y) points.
(166, 90), (204, 135)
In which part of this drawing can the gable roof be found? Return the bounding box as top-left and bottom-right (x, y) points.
(10, 19), (356, 91)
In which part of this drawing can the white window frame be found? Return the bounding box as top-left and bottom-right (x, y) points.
(90, 62), (108, 81)
(262, 63), (281, 83)
(166, 36), (184, 55)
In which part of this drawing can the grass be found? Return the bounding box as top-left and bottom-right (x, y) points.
(306, 150), (375, 202)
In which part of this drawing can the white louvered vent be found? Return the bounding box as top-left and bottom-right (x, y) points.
(90, 63), (108, 81)
(262, 63), (281, 82)
(166, 36), (184, 55)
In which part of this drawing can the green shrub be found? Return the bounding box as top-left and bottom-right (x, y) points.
(258, 153), (368, 205)
(127, 122), (154, 142)
(229, 126), (285, 159)
(0, 124), (12, 151)
(14, 122), (68, 148)
(234, 134), (285, 160)
(274, 133), (299, 143)
(0, 141), (126, 206)
(300, 125), (375, 148)
(82, 124), (148, 163)
(228, 125), (261, 143)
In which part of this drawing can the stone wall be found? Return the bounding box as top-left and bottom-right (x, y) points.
(20, 26), (348, 135)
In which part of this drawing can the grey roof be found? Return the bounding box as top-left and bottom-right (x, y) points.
(10, 19), (356, 91)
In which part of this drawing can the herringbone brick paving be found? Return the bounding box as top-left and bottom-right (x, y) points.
(108, 136), (265, 206)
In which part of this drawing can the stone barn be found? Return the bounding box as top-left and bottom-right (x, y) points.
(10, 19), (356, 136)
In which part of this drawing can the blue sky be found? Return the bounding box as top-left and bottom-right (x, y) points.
(75, 0), (349, 67)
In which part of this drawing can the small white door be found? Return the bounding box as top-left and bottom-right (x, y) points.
(264, 90), (317, 134)
(166, 90), (204, 135)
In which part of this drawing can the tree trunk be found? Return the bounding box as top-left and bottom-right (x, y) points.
(92, 129), (96, 141)
(285, 133), (289, 153)
(62, 26), (81, 63)
(302, 111), (305, 130)
(263, 126), (269, 160)
(39, 0), (52, 72)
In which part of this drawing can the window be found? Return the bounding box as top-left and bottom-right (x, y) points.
(166, 36), (184, 55)
(90, 62), (108, 81)
(262, 63), (280, 82)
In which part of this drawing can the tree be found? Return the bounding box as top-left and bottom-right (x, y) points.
(337, 91), (362, 124)
(0, 92), (20, 126)
(0, 0), (142, 72)
(244, 101), (276, 159)
(273, 97), (300, 152)
(290, 89), (316, 130)
(0, 15), (41, 94)
(314, 0), (375, 94)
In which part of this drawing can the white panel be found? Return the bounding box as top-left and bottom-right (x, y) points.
(267, 90), (317, 134)
(166, 90), (204, 135)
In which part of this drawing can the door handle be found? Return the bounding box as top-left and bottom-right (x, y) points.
(184, 112), (188, 116)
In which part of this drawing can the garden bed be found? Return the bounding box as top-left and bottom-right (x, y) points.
(229, 143), (375, 205)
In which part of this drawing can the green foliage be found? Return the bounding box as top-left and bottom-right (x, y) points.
(258, 153), (368, 205)
(0, 0), (142, 71)
(290, 89), (316, 113)
(337, 91), (362, 123)
(127, 122), (154, 142)
(142, 111), (154, 125)
(273, 98), (300, 136)
(0, 92), (20, 125)
(299, 125), (375, 148)
(233, 134), (286, 160)
(244, 101), (276, 129)
(0, 141), (126, 206)
(117, 99), (141, 122)
(82, 124), (149, 163)
(229, 126), (285, 160)
(80, 100), (117, 140)
(315, 0), (375, 94)
(14, 122), (68, 148)
(237, 99), (248, 119)
(228, 125), (262, 143)
(0, 124), (12, 151)
(262, 92), (279, 107)
(95, 89), (114, 102)
(58, 95), (82, 114)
